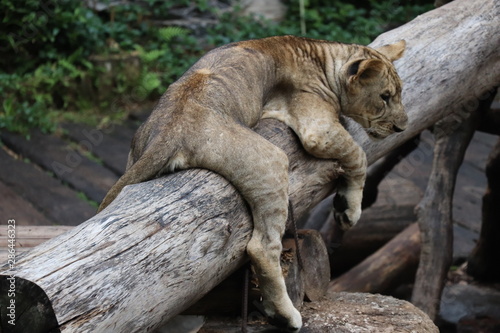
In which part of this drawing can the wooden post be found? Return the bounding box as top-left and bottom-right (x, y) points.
(411, 109), (480, 320)
(1, 0), (498, 331)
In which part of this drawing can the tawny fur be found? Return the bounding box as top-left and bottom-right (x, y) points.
(98, 36), (407, 332)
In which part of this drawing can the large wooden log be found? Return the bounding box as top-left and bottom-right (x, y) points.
(1, 0), (499, 331)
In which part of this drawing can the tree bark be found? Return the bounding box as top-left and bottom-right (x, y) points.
(0, 0), (499, 331)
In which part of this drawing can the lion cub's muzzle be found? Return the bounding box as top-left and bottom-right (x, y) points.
(368, 116), (408, 139)
(393, 112), (409, 132)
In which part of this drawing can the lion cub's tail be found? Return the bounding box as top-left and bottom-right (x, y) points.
(97, 151), (166, 213)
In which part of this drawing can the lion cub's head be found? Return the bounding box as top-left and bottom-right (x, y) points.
(341, 40), (408, 140)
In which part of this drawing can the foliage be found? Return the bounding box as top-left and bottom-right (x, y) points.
(208, 0), (432, 45)
(0, 0), (433, 136)
(1, 0), (106, 72)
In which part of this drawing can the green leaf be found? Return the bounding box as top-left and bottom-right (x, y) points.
(158, 26), (188, 42)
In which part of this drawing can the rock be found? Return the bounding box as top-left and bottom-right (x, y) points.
(155, 315), (204, 333)
(200, 292), (439, 332)
(240, 0), (286, 21)
(302, 292), (438, 332)
(440, 284), (500, 324)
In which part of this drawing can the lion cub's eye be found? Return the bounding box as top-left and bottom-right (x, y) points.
(381, 93), (391, 103)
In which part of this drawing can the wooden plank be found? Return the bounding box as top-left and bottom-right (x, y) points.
(0, 248), (30, 263)
(463, 131), (496, 171)
(61, 123), (131, 175)
(0, 225), (73, 263)
(1, 130), (118, 203)
(0, 225), (74, 247)
(391, 130), (434, 193)
(0, 181), (52, 226)
(0, 149), (95, 225)
(106, 121), (140, 143)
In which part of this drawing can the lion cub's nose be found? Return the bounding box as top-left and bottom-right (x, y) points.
(392, 124), (405, 132)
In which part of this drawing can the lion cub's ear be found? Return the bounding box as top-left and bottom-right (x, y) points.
(347, 58), (384, 85)
(375, 40), (406, 62)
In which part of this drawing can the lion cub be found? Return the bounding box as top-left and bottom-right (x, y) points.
(99, 36), (407, 331)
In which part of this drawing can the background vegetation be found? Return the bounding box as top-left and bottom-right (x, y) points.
(0, 0), (433, 136)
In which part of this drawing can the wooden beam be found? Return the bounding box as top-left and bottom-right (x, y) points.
(0, 226), (73, 263)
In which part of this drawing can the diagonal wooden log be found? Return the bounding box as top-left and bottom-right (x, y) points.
(0, 0), (498, 331)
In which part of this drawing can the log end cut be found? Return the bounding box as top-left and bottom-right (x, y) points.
(0, 276), (59, 333)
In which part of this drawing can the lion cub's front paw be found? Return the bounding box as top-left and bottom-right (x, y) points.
(333, 192), (361, 230)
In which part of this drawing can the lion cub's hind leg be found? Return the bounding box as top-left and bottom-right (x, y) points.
(195, 123), (302, 332)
